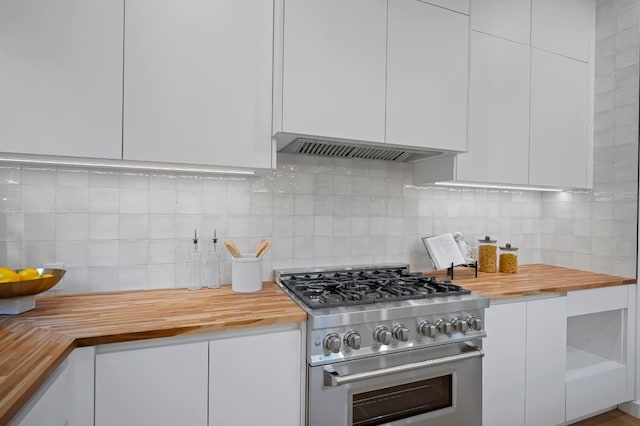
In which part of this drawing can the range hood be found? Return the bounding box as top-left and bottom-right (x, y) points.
(275, 133), (445, 163)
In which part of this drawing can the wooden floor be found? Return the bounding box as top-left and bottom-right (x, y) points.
(571, 410), (640, 426)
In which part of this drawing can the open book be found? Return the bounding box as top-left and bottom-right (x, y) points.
(422, 233), (467, 270)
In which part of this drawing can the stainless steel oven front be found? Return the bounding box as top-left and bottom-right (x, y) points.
(308, 341), (483, 426)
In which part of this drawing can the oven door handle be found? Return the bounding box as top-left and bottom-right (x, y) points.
(323, 347), (484, 387)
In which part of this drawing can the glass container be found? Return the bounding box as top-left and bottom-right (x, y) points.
(477, 236), (497, 273)
(499, 243), (518, 273)
(188, 230), (201, 291)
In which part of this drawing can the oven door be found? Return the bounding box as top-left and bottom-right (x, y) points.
(308, 342), (483, 426)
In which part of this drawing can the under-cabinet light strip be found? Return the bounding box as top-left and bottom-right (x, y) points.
(434, 181), (564, 192)
(0, 157), (256, 176)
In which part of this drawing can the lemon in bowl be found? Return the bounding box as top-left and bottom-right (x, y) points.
(0, 268), (65, 298)
(0, 267), (19, 283)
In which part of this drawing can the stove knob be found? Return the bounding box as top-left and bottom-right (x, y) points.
(323, 333), (342, 353)
(452, 317), (468, 334)
(466, 316), (483, 331)
(418, 321), (437, 338)
(392, 324), (410, 342)
(344, 331), (362, 350)
(374, 326), (392, 345)
(436, 319), (453, 336)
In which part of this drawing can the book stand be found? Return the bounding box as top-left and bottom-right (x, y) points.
(421, 236), (478, 280)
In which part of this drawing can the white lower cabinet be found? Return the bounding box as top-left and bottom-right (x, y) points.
(10, 359), (73, 426)
(565, 285), (635, 423)
(483, 296), (566, 426)
(483, 301), (527, 426)
(10, 347), (95, 426)
(95, 340), (209, 426)
(93, 324), (303, 426)
(209, 329), (302, 426)
(525, 297), (567, 426)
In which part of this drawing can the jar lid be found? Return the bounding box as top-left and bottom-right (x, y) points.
(478, 235), (497, 244)
(499, 243), (518, 251)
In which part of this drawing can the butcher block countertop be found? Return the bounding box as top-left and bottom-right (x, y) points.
(0, 282), (306, 425)
(437, 264), (636, 299)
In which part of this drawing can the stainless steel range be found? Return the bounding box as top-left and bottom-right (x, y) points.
(274, 264), (489, 426)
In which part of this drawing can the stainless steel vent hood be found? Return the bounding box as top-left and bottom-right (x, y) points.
(275, 134), (444, 163)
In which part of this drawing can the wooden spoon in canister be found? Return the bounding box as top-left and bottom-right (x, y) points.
(224, 240), (241, 258)
(256, 240), (272, 258)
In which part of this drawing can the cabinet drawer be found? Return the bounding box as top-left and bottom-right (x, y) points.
(567, 285), (629, 317)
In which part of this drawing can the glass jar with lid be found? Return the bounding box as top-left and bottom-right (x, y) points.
(477, 236), (497, 273)
(499, 243), (518, 273)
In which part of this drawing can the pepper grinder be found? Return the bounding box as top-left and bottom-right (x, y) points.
(188, 229), (201, 291)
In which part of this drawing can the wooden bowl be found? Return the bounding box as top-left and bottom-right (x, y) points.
(0, 269), (65, 298)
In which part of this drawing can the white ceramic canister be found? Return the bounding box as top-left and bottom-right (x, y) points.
(231, 255), (263, 293)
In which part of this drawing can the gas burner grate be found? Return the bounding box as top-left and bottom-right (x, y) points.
(279, 269), (471, 309)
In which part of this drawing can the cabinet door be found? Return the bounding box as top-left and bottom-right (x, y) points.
(483, 301), (527, 426)
(459, 32), (530, 185)
(0, 0), (123, 159)
(471, 0), (530, 45)
(95, 341), (208, 426)
(209, 329), (301, 426)
(386, 0), (469, 152)
(529, 49), (589, 188)
(280, 0), (387, 143)
(10, 360), (72, 426)
(123, 0), (273, 169)
(532, 0), (591, 62)
(525, 297), (567, 426)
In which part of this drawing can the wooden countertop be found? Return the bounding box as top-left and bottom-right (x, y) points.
(435, 264), (636, 299)
(0, 282), (306, 425)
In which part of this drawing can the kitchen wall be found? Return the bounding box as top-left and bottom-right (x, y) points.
(0, 0), (637, 293)
(539, 0), (639, 278)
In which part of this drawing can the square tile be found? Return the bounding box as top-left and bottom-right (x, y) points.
(56, 214), (89, 241)
(89, 187), (120, 213)
(22, 185), (55, 213)
(88, 266), (119, 292)
(23, 214), (55, 241)
(89, 214), (119, 240)
(88, 241), (119, 266)
(149, 189), (177, 214)
(120, 189), (149, 214)
(56, 186), (88, 213)
(120, 240), (149, 265)
(120, 214), (149, 239)
(56, 169), (89, 186)
(119, 265), (148, 290)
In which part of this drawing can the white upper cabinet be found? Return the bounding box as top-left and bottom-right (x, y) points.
(532, 0), (591, 62)
(386, 0), (469, 152)
(458, 31), (530, 185)
(0, 0), (123, 159)
(420, 0), (469, 15)
(123, 0), (274, 169)
(471, 0), (531, 45)
(530, 49), (590, 188)
(280, 0), (387, 143)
